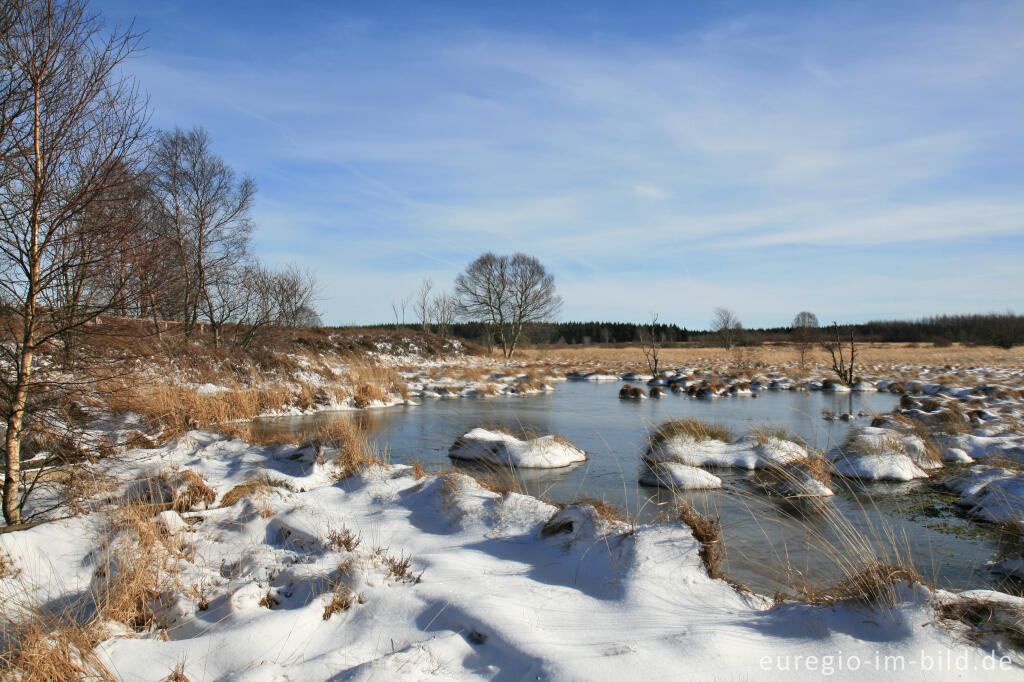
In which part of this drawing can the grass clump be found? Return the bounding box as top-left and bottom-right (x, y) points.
(0, 610), (114, 681)
(325, 527), (361, 553)
(797, 562), (922, 608)
(376, 548), (422, 584)
(571, 497), (630, 525)
(220, 473), (294, 508)
(677, 500), (723, 579)
(649, 419), (732, 449)
(938, 594), (1024, 649)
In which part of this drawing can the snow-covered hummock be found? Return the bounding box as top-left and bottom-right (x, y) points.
(768, 469), (835, 498)
(945, 465), (1024, 527)
(448, 428), (587, 468)
(646, 435), (807, 470)
(639, 462), (723, 489)
(583, 372), (620, 382)
(851, 380), (878, 392)
(940, 433), (1024, 461)
(831, 453), (929, 481)
(822, 380), (851, 392)
(845, 427), (943, 470)
(2, 433), (1022, 680)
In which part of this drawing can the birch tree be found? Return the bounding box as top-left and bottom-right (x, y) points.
(0, 0), (148, 524)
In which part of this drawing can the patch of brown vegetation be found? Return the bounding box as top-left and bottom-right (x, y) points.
(797, 563), (922, 608)
(649, 419), (732, 449)
(220, 473), (294, 507)
(572, 497), (630, 524)
(677, 500), (723, 579)
(938, 594), (1024, 649)
(325, 527), (361, 553)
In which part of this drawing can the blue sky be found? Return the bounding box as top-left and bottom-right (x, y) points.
(96, 0), (1023, 328)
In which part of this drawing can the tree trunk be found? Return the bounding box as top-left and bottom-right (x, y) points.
(3, 348), (33, 525)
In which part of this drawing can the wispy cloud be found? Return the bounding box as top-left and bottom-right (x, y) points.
(100, 0), (1024, 326)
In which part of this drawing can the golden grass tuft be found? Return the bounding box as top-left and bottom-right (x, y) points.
(172, 470), (216, 512)
(649, 419), (732, 448)
(571, 497), (630, 524)
(796, 562), (922, 608)
(677, 499), (723, 579)
(0, 610), (114, 681)
(220, 473), (294, 508)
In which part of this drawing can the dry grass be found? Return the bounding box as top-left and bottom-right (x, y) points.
(91, 503), (189, 631)
(797, 563), (922, 608)
(0, 610), (114, 681)
(649, 419), (732, 447)
(750, 425), (799, 447)
(345, 363), (408, 406)
(518, 342), (1024, 369)
(326, 420), (385, 478)
(0, 549), (19, 579)
(220, 473), (294, 507)
(411, 460), (427, 479)
(104, 380), (291, 442)
(571, 497), (630, 524)
(162, 662), (192, 682)
(172, 470), (216, 512)
(325, 527), (361, 553)
(376, 547), (422, 584)
(322, 588), (354, 620)
(938, 594), (1024, 649)
(677, 499), (723, 579)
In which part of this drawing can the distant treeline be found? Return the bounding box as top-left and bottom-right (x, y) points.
(356, 312), (1023, 349)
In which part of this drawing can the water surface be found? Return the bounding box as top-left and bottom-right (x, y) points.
(253, 381), (1022, 595)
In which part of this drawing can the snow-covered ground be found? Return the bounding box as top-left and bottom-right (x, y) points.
(2, 430), (1022, 680)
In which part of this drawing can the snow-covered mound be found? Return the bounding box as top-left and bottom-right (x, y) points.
(639, 463), (723, 489)
(645, 435), (807, 470)
(448, 428), (587, 468)
(946, 465), (1024, 527)
(830, 453), (929, 481)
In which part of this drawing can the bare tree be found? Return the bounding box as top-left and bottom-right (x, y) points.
(269, 263), (320, 328)
(821, 322), (857, 386)
(430, 291), (457, 338)
(389, 293), (411, 329)
(454, 252), (561, 359)
(0, 0), (148, 524)
(150, 126), (255, 346)
(413, 277), (433, 333)
(792, 310), (819, 369)
(638, 312), (662, 376)
(711, 307), (742, 350)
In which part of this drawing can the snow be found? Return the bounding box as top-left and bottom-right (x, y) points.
(1, 431), (1022, 680)
(639, 462), (723, 489)
(448, 428), (587, 468)
(646, 435), (808, 470)
(831, 453), (930, 481)
(946, 466), (1024, 527)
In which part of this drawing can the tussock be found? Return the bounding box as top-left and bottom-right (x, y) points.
(797, 563), (922, 608)
(220, 473), (294, 507)
(325, 527), (361, 553)
(649, 419), (732, 448)
(571, 497), (630, 524)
